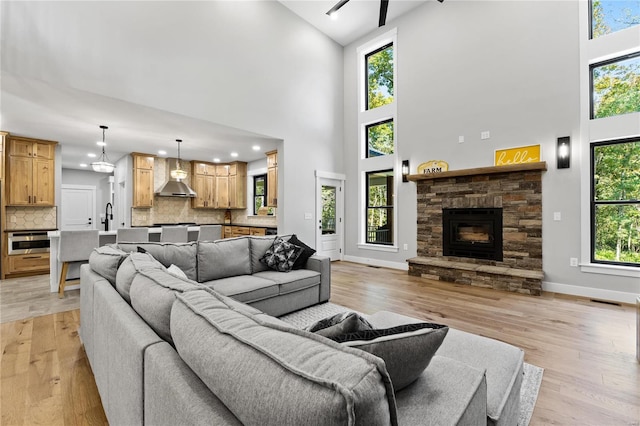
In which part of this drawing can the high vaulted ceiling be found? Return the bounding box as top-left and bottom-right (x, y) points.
(278, 0), (430, 46)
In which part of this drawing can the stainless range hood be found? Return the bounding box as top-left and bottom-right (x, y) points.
(155, 158), (197, 198)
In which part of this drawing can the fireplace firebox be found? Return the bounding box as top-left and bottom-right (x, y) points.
(442, 208), (503, 261)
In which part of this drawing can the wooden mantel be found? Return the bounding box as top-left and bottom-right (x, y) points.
(407, 161), (547, 182)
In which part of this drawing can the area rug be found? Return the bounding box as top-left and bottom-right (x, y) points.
(280, 302), (544, 426)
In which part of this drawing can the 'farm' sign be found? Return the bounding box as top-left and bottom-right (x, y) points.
(418, 160), (449, 174)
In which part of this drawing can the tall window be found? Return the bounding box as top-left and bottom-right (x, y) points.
(591, 139), (640, 266)
(366, 119), (394, 157)
(253, 174), (273, 215)
(590, 53), (640, 119)
(365, 43), (394, 110)
(590, 0), (640, 39)
(359, 31), (397, 250)
(366, 170), (394, 245)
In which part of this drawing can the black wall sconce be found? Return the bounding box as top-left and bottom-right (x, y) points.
(557, 137), (570, 169)
(402, 160), (410, 182)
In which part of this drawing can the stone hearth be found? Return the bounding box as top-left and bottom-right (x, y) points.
(407, 162), (546, 295)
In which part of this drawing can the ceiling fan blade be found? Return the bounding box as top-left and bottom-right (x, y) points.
(326, 0), (350, 16)
(379, 0), (389, 27)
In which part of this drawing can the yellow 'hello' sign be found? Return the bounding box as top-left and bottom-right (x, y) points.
(494, 145), (540, 166)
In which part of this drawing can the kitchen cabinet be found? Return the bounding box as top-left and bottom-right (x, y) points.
(215, 165), (230, 209)
(192, 161), (246, 209)
(229, 162), (247, 209)
(222, 225), (267, 238)
(6, 136), (57, 206)
(266, 150), (277, 207)
(7, 252), (50, 275)
(191, 161), (216, 208)
(132, 153), (155, 208)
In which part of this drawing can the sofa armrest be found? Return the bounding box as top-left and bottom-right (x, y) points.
(305, 255), (331, 302)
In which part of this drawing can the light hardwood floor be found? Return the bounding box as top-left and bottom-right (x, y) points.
(1, 262), (638, 425)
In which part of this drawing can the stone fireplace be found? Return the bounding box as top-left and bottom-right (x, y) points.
(407, 162), (546, 295)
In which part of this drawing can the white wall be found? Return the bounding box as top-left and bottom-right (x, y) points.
(2, 1), (344, 244)
(343, 1), (638, 301)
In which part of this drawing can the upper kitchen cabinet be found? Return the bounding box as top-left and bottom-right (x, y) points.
(191, 161), (246, 209)
(191, 161), (216, 208)
(132, 153), (155, 208)
(6, 136), (57, 206)
(215, 165), (230, 209)
(229, 161), (247, 209)
(266, 150), (277, 207)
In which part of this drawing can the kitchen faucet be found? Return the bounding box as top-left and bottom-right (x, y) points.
(102, 202), (113, 231)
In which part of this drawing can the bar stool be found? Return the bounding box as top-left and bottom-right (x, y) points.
(161, 226), (188, 243)
(58, 229), (100, 298)
(116, 227), (149, 243)
(197, 225), (222, 241)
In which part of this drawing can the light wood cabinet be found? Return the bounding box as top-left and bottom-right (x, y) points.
(215, 165), (230, 209)
(229, 162), (247, 209)
(266, 150), (278, 207)
(7, 252), (50, 275)
(191, 161), (216, 208)
(132, 153), (155, 208)
(6, 137), (57, 206)
(222, 226), (267, 238)
(191, 161), (246, 209)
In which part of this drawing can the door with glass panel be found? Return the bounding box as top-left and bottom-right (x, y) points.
(316, 177), (343, 260)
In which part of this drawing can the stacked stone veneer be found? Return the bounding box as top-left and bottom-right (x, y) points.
(408, 167), (545, 295)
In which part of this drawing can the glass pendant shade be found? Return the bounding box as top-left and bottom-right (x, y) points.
(91, 125), (115, 173)
(171, 139), (187, 180)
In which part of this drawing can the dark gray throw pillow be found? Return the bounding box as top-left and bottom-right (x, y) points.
(305, 312), (373, 338)
(329, 322), (449, 391)
(260, 237), (303, 272)
(288, 234), (316, 270)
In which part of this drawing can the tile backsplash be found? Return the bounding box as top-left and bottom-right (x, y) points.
(5, 206), (57, 230)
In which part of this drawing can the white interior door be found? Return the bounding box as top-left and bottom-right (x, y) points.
(316, 176), (344, 260)
(61, 185), (96, 230)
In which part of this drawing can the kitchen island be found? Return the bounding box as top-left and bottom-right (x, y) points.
(47, 224), (276, 294)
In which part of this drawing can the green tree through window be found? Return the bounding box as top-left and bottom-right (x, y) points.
(366, 119), (394, 157)
(592, 139), (640, 265)
(366, 43), (394, 110)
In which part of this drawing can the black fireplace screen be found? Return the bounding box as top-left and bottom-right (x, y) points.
(442, 208), (503, 261)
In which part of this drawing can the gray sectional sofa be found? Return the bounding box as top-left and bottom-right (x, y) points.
(80, 235), (525, 426)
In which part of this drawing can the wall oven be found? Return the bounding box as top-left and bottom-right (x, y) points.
(8, 231), (51, 255)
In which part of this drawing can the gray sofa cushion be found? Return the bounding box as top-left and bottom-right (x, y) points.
(89, 246), (129, 285)
(331, 323), (449, 391)
(118, 242), (198, 281)
(207, 275), (279, 303)
(197, 238), (251, 281)
(129, 267), (202, 344)
(115, 253), (165, 304)
(171, 289), (398, 426)
(253, 269), (320, 294)
(249, 236), (276, 273)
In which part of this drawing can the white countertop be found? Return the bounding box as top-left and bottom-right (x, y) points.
(48, 226), (202, 238)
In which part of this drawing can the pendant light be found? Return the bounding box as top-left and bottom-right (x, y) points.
(91, 125), (115, 173)
(170, 139), (188, 180)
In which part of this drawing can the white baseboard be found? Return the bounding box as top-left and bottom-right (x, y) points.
(342, 255), (409, 271)
(543, 280), (639, 305)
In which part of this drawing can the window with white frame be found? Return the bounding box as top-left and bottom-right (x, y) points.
(582, 1), (640, 272)
(358, 30), (398, 249)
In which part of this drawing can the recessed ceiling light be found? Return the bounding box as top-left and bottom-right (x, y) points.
(158, 150), (167, 155)
(329, 11), (338, 20)
(80, 163), (88, 168)
(87, 153), (97, 158)
(96, 141), (106, 146)
(213, 158), (221, 163)
(252, 145), (261, 151)
(230, 152), (239, 158)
